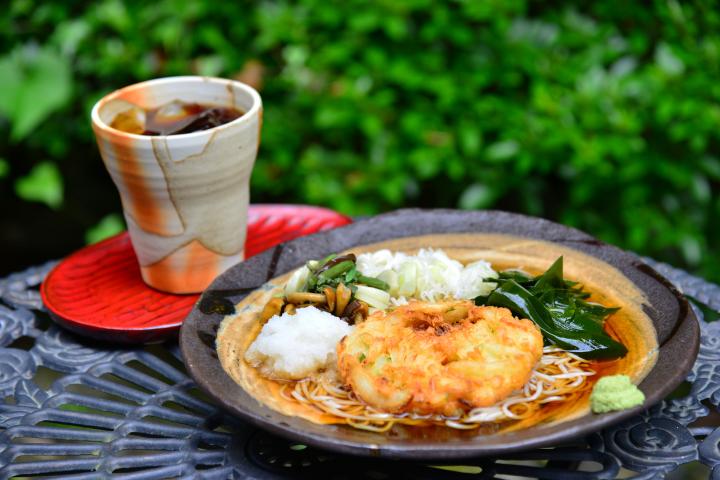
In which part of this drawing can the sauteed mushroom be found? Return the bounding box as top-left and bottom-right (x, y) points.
(286, 292), (327, 305)
(335, 283), (352, 317)
(257, 252), (386, 324)
(324, 286), (336, 313)
(260, 297), (284, 323)
(343, 300), (369, 325)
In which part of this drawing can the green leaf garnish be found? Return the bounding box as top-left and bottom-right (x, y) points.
(475, 256), (627, 360)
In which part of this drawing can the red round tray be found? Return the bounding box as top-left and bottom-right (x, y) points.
(41, 204), (351, 343)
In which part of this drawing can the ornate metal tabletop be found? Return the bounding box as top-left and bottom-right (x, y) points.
(0, 259), (718, 479)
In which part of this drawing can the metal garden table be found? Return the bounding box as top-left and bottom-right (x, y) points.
(0, 258), (719, 479)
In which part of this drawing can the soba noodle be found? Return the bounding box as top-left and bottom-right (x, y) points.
(280, 346), (595, 432)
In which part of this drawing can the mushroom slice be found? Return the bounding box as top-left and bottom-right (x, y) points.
(286, 292), (327, 305)
(335, 283), (352, 316)
(343, 300), (369, 324)
(324, 287), (336, 313)
(260, 297), (284, 323)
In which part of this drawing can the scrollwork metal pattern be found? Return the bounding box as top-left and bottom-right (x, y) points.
(0, 259), (717, 479)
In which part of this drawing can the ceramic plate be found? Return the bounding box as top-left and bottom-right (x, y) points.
(179, 209), (699, 459)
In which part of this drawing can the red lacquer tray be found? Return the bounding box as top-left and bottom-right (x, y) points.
(41, 204), (351, 343)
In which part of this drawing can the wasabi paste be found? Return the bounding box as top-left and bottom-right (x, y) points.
(590, 375), (645, 413)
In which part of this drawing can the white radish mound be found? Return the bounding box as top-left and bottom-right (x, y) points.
(244, 306), (353, 380)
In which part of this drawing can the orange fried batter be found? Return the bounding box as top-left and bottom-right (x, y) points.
(337, 300), (543, 417)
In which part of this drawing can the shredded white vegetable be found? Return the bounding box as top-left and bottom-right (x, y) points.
(356, 249), (498, 302)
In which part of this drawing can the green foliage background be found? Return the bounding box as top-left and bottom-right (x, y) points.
(1, 0), (719, 281)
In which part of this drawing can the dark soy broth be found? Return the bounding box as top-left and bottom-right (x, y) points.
(110, 100), (244, 136)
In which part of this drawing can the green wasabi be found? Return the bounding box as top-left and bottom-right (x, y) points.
(590, 375), (645, 413)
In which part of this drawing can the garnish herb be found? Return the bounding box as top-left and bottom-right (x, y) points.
(475, 257), (627, 360)
(277, 252), (390, 324)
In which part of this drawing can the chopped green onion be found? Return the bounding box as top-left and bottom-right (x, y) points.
(357, 274), (390, 291)
(377, 270), (398, 293)
(354, 284), (391, 309)
(344, 265), (359, 284)
(318, 253), (337, 266)
(318, 260), (354, 282)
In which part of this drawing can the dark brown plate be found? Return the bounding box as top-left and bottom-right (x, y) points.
(179, 209), (699, 460)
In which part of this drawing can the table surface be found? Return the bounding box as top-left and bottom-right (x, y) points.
(0, 258), (719, 479)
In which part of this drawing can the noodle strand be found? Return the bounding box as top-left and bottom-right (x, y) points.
(285, 346), (595, 431)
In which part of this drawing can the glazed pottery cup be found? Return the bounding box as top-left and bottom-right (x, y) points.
(91, 76), (262, 294)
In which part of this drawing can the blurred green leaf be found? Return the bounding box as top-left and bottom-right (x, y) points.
(680, 235), (702, 266)
(14, 161), (63, 209)
(655, 43), (685, 76)
(94, 0), (131, 32)
(195, 55), (225, 76)
(0, 45), (72, 141)
(0, 159), (8, 178)
(85, 213), (125, 244)
(486, 140), (519, 161)
(0, 0), (719, 284)
(459, 183), (495, 210)
(52, 19), (90, 55)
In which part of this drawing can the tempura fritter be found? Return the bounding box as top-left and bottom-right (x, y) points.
(337, 300), (543, 417)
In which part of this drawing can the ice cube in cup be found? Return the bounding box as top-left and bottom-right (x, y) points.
(108, 100), (146, 135)
(154, 99), (188, 121)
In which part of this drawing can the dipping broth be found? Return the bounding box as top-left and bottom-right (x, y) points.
(110, 100), (244, 136)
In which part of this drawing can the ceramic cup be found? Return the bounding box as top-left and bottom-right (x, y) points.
(91, 76), (262, 294)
